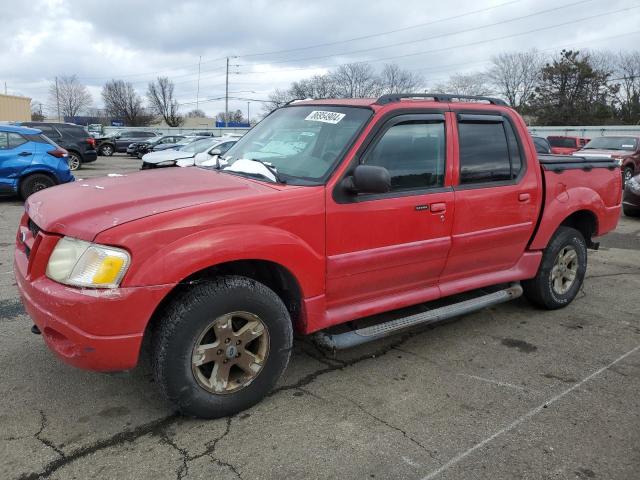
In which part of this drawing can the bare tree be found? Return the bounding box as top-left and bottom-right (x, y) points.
(216, 110), (245, 124)
(487, 50), (545, 109)
(102, 80), (152, 126)
(613, 51), (640, 123)
(331, 63), (380, 98)
(433, 73), (493, 96)
(147, 77), (183, 127)
(30, 100), (44, 121)
(48, 75), (92, 118)
(186, 109), (206, 118)
(379, 64), (423, 94)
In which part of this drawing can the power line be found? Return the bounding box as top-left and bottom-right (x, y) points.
(235, 5), (640, 76)
(238, 0), (594, 67)
(236, 0), (525, 59)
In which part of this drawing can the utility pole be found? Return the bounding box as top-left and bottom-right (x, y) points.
(3, 82), (6, 95)
(196, 55), (202, 112)
(55, 76), (61, 122)
(225, 57), (229, 128)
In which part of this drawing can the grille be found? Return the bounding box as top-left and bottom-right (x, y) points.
(28, 218), (41, 237)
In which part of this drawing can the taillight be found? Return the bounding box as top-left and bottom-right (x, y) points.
(47, 148), (68, 158)
(87, 137), (96, 148)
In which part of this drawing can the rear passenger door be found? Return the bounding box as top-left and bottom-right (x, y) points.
(439, 112), (540, 284)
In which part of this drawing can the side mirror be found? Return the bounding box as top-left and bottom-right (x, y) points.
(343, 164), (391, 194)
(209, 148), (222, 156)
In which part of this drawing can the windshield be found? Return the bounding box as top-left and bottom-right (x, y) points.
(178, 138), (218, 152)
(221, 105), (372, 184)
(547, 136), (577, 148)
(583, 137), (637, 151)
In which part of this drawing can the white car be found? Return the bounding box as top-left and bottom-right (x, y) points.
(140, 137), (238, 169)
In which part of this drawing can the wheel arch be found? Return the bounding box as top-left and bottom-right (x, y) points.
(143, 259), (306, 350)
(17, 169), (58, 193)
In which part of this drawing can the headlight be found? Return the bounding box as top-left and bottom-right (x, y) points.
(46, 237), (130, 288)
(628, 176), (640, 193)
(156, 160), (177, 167)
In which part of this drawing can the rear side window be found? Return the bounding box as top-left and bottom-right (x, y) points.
(8, 133), (27, 148)
(458, 120), (522, 185)
(37, 125), (62, 139)
(0, 133), (8, 149)
(364, 121), (446, 191)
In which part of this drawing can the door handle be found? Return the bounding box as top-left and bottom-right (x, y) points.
(18, 151), (32, 157)
(430, 202), (446, 213)
(518, 193), (531, 202)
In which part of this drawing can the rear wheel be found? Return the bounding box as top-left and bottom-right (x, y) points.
(623, 166), (634, 185)
(152, 276), (293, 418)
(19, 173), (55, 199)
(522, 226), (587, 309)
(99, 144), (114, 156)
(67, 152), (81, 171)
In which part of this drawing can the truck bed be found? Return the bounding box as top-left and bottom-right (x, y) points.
(530, 153), (622, 250)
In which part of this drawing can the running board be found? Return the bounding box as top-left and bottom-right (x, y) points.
(314, 283), (523, 350)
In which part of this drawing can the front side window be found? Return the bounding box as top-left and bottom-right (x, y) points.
(0, 133), (8, 149)
(458, 121), (522, 184)
(363, 121), (446, 191)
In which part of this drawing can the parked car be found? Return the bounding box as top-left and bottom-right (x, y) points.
(532, 136), (551, 154)
(20, 122), (97, 171)
(622, 173), (640, 217)
(96, 130), (161, 156)
(574, 136), (640, 184)
(15, 93), (621, 418)
(0, 124), (73, 199)
(141, 137), (237, 169)
(148, 135), (206, 154)
(87, 124), (104, 137)
(127, 135), (186, 158)
(547, 136), (589, 155)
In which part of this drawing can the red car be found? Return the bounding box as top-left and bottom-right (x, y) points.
(15, 94), (621, 418)
(547, 136), (590, 155)
(575, 136), (640, 185)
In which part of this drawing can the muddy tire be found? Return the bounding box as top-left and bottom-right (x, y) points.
(522, 226), (587, 310)
(19, 173), (55, 200)
(152, 276), (293, 418)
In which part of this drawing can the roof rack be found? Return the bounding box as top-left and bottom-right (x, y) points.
(375, 93), (508, 106)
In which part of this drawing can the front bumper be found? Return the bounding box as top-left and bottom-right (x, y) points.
(14, 220), (173, 371)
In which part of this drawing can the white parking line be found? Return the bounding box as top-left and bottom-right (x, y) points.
(420, 344), (640, 480)
(457, 373), (533, 393)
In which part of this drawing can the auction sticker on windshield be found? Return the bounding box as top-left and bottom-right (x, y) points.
(305, 111), (346, 124)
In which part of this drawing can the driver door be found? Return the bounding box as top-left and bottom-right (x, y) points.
(325, 114), (454, 314)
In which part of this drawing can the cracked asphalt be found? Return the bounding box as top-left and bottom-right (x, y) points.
(1, 155), (639, 480)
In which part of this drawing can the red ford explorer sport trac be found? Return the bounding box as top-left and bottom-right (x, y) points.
(15, 94), (621, 418)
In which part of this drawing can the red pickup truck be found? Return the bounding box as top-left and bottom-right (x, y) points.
(15, 94), (621, 418)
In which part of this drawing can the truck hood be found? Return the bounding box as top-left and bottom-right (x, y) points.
(574, 149), (631, 158)
(26, 168), (277, 240)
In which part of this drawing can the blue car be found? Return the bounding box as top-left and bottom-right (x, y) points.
(0, 124), (74, 199)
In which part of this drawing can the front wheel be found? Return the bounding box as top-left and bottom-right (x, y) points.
(522, 226), (587, 309)
(152, 276), (293, 418)
(623, 166), (634, 186)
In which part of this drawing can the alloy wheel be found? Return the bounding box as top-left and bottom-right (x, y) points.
(550, 246), (578, 295)
(191, 311), (269, 395)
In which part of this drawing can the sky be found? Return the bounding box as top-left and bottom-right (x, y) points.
(1, 0), (639, 118)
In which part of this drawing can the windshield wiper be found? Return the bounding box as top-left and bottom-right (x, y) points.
(244, 158), (286, 184)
